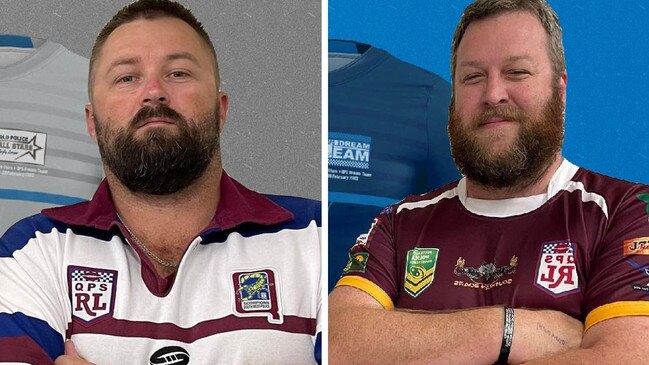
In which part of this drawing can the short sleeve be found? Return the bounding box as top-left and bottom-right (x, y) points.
(335, 206), (399, 309)
(584, 186), (649, 330)
(0, 217), (68, 363)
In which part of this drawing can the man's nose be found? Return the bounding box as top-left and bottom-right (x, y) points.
(482, 75), (509, 107)
(141, 78), (169, 106)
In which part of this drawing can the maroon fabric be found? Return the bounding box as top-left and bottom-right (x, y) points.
(344, 167), (649, 321)
(0, 336), (54, 364)
(68, 314), (317, 341)
(42, 171), (295, 296)
(42, 170), (293, 232)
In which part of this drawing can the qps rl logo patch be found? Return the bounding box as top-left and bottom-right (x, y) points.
(535, 241), (579, 296)
(404, 248), (439, 298)
(68, 266), (118, 325)
(231, 268), (283, 324)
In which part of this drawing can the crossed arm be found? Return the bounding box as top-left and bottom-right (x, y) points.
(329, 285), (649, 365)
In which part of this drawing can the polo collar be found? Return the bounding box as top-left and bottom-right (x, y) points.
(42, 171), (294, 232)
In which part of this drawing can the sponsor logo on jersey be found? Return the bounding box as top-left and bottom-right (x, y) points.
(535, 241), (579, 296)
(624, 237), (649, 255)
(231, 268), (283, 324)
(453, 256), (518, 290)
(68, 265), (118, 325)
(343, 252), (370, 274)
(0, 128), (46, 165)
(404, 248), (439, 297)
(149, 346), (190, 365)
(328, 132), (371, 170)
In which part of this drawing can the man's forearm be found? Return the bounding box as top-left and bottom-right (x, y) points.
(329, 304), (503, 365)
(329, 286), (583, 364)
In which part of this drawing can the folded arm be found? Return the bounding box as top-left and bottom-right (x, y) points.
(329, 285), (582, 365)
(522, 316), (649, 365)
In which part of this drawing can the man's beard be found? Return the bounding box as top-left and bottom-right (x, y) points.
(449, 87), (565, 190)
(94, 104), (221, 195)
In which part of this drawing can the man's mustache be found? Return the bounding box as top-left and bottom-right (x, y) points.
(130, 105), (185, 128)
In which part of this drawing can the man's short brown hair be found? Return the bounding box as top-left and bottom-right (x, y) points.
(450, 0), (565, 83)
(89, 0), (220, 96)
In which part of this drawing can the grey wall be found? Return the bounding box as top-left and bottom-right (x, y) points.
(0, 0), (321, 200)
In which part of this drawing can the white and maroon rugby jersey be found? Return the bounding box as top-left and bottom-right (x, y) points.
(0, 172), (321, 364)
(337, 159), (649, 331)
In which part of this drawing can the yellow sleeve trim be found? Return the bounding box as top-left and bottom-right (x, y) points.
(336, 275), (395, 310)
(585, 301), (649, 331)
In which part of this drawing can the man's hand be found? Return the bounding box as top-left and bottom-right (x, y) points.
(54, 340), (95, 365)
(508, 309), (583, 364)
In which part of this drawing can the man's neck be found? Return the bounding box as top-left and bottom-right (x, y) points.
(466, 154), (563, 200)
(106, 161), (222, 276)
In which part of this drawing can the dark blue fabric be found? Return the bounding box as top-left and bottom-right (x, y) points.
(328, 40), (459, 291)
(202, 196), (320, 243)
(0, 214), (117, 258)
(0, 312), (64, 360)
(314, 332), (321, 364)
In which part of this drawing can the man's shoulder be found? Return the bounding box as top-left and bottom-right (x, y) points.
(1, 213), (62, 257)
(573, 167), (648, 201)
(387, 180), (461, 216)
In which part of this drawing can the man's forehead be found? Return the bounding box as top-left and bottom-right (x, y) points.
(457, 11), (549, 62)
(98, 17), (209, 66)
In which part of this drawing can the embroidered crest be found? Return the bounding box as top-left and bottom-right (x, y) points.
(68, 266), (118, 325)
(404, 248), (439, 298)
(453, 256), (517, 290)
(231, 268), (283, 324)
(535, 241), (579, 296)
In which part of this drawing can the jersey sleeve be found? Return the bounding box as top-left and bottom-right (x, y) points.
(583, 185), (649, 330)
(0, 217), (68, 363)
(335, 206), (399, 309)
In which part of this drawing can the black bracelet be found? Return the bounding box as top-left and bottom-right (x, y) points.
(496, 306), (514, 365)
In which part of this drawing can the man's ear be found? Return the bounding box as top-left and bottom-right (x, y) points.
(218, 91), (229, 131)
(559, 70), (568, 103)
(85, 103), (97, 143)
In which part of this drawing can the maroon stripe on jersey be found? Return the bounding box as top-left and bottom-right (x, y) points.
(69, 314), (316, 341)
(0, 336), (54, 364)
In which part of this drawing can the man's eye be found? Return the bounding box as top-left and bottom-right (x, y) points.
(462, 74), (483, 84)
(170, 71), (188, 78)
(508, 70), (531, 78)
(117, 75), (135, 83)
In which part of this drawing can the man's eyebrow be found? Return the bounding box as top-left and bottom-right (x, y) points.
(165, 52), (201, 66)
(505, 55), (534, 63)
(107, 56), (140, 73)
(459, 55), (535, 69)
(459, 60), (484, 69)
(106, 52), (201, 74)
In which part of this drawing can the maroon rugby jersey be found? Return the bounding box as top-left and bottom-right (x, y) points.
(337, 160), (649, 331)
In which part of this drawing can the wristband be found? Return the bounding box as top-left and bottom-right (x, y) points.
(496, 306), (514, 365)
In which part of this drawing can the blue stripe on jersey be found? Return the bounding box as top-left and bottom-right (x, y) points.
(201, 196), (320, 243)
(266, 195), (321, 227)
(329, 192), (397, 208)
(0, 312), (64, 360)
(0, 214), (58, 257)
(0, 189), (86, 206)
(314, 332), (321, 365)
(0, 214), (116, 258)
(0, 35), (34, 48)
